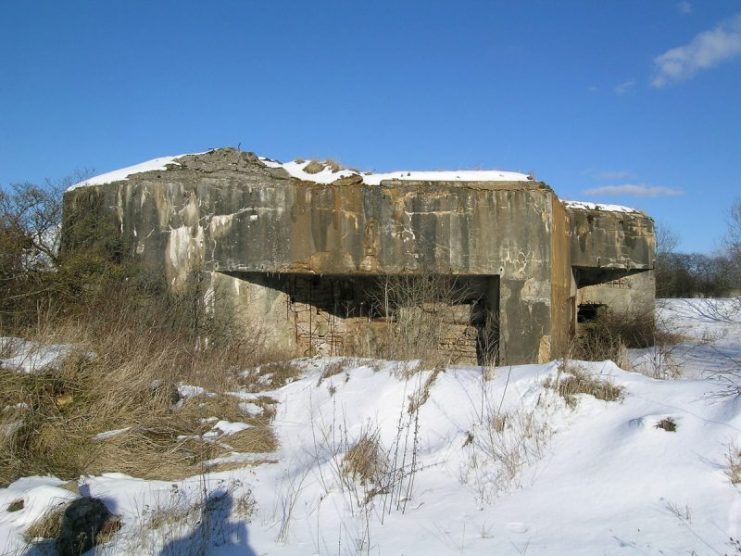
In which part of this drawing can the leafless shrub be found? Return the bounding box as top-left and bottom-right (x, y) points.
(469, 408), (550, 493)
(682, 297), (741, 324)
(274, 468), (309, 544)
(307, 382), (426, 523)
(362, 273), (479, 369)
(459, 368), (553, 505)
(575, 309), (657, 367)
(655, 417), (677, 432)
(665, 500), (692, 523)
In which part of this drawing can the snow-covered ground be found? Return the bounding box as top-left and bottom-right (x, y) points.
(1, 299), (739, 555)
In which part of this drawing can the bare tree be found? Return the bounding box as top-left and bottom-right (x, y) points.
(725, 197), (741, 292)
(0, 171), (92, 326)
(654, 222), (680, 297)
(655, 221), (680, 259)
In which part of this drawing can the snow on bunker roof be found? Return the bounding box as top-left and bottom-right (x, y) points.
(563, 199), (644, 215)
(67, 149), (534, 191)
(67, 154), (197, 191)
(260, 157), (533, 185)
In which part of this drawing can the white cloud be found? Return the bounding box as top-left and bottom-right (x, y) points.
(652, 14), (741, 87)
(583, 169), (635, 180)
(583, 184), (684, 198)
(614, 79), (636, 95)
(676, 1), (692, 15)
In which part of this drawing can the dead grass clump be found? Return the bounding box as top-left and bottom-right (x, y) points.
(24, 504), (66, 542)
(303, 160), (325, 174)
(727, 444), (741, 485)
(147, 501), (198, 531)
(89, 431), (209, 481)
(220, 426), (277, 454)
(180, 393), (244, 424)
(548, 368), (623, 407)
(656, 417), (677, 432)
(407, 367), (442, 414)
(342, 432), (388, 485)
(317, 358), (352, 385)
(303, 159), (344, 174)
(141, 487), (253, 552)
(233, 490), (257, 519)
(238, 360), (302, 391)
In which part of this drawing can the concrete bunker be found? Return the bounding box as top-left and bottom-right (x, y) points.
(225, 271), (501, 363)
(61, 148), (656, 365)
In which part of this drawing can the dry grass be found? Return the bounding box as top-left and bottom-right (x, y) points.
(302, 159), (343, 174)
(316, 358), (352, 385)
(220, 426), (277, 454)
(24, 505), (66, 542)
(656, 417), (677, 432)
(146, 501), (199, 531)
(407, 367), (442, 413)
(574, 309), (658, 366)
(233, 490), (257, 518)
(727, 444), (741, 485)
(342, 431), (388, 486)
(138, 486), (255, 553)
(547, 367), (623, 407)
(0, 281), (294, 486)
(237, 360), (303, 392)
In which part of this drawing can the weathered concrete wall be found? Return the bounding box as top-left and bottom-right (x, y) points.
(63, 150), (558, 365)
(549, 198), (573, 359)
(565, 204), (656, 330)
(577, 271), (656, 317)
(62, 148), (656, 366)
(567, 205), (655, 271)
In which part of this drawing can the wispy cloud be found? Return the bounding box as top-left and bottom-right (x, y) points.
(676, 1), (692, 15)
(583, 169), (635, 181)
(583, 184), (684, 197)
(614, 79), (636, 95)
(652, 14), (741, 87)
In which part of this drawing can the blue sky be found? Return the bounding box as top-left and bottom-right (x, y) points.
(1, 1), (739, 253)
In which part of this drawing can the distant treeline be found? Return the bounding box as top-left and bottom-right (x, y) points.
(656, 252), (740, 298)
